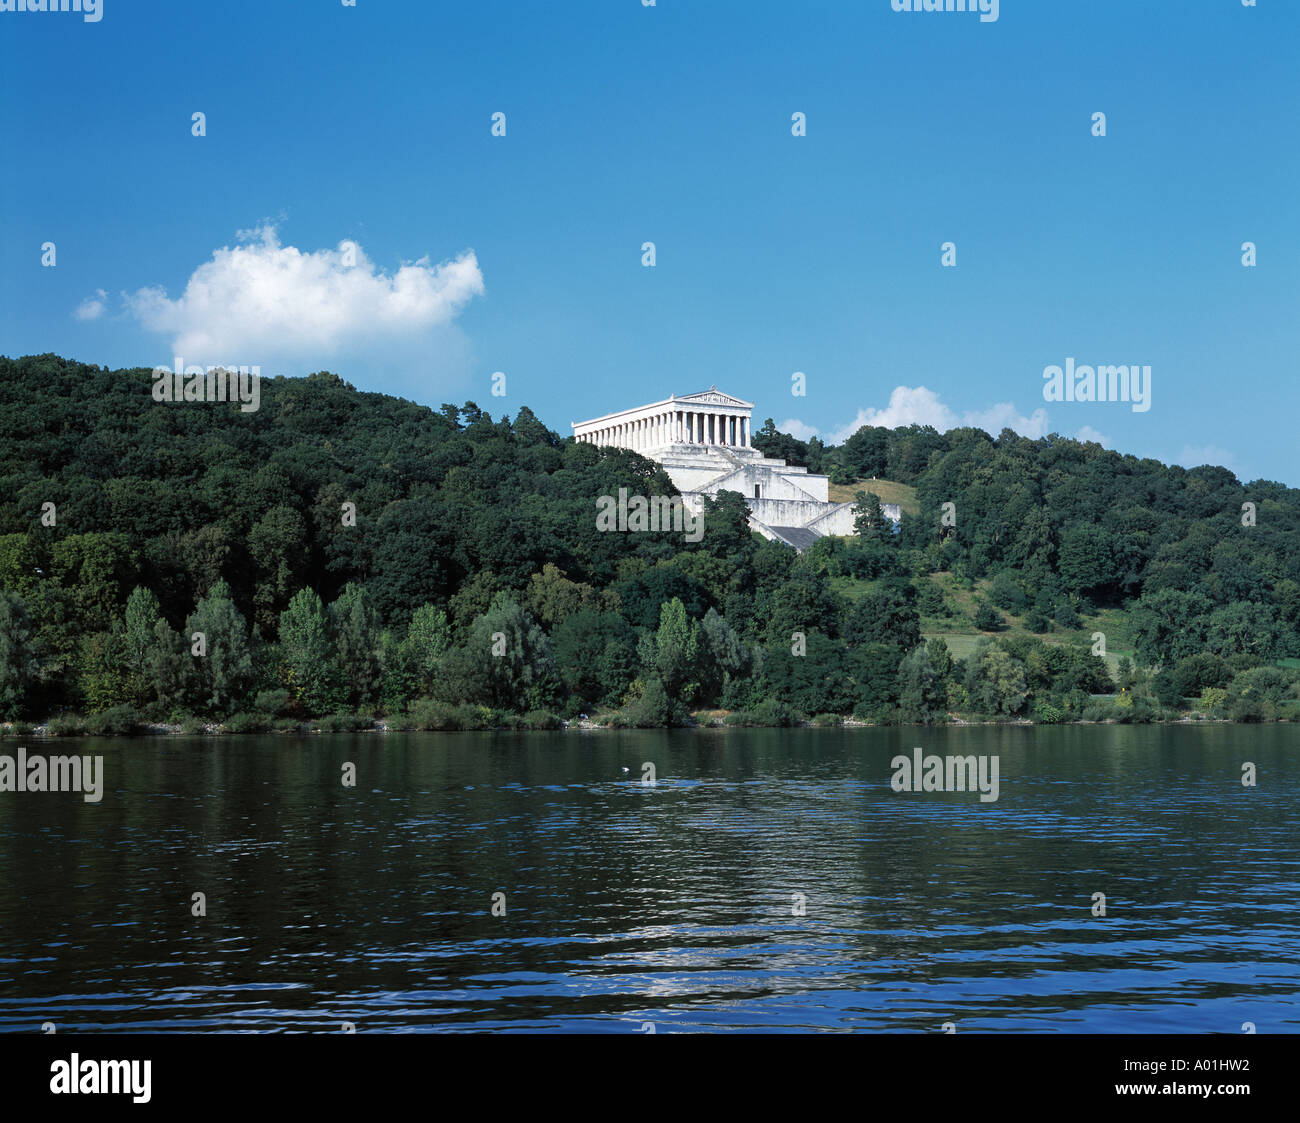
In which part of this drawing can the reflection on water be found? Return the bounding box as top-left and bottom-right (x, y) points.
(1, 724), (1296, 1032)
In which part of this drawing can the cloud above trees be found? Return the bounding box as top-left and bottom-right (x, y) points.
(123, 225), (484, 366)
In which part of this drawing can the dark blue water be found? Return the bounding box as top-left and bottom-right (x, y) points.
(0, 724), (1296, 1032)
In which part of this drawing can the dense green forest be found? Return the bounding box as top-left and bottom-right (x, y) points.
(1, 354), (1297, 733)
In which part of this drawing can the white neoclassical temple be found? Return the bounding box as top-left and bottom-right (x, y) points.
(573, 387), (900, 549)
(572, 387), (755, 452)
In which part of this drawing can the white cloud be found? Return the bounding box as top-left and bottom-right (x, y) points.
(777, 418), (820, 442)
(75, 289), (107, 321)
(829, 386), (956, 439)
(124, 224), (484, 364)
(1076, 425), (1111, 447)
(789, 385), (1051, 446)
(962, 400), (1051, 440)
(1176, 444), (1238, 471)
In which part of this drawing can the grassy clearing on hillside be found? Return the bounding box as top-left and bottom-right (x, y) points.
(826, 523), (1290, 681)
(916, 572), (1135, 674)
(831, 566), (1133, 677)
(827, 478), (919, 514)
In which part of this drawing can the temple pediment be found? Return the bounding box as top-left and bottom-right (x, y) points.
(676, 387), (753, 409)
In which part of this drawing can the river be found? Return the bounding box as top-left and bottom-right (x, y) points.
(1, 724), (1296, 1032)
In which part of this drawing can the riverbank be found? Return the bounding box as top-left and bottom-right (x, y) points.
(1, 711), (1288, 738)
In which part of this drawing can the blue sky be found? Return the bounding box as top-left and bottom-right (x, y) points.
(2, 0), (1296, 483)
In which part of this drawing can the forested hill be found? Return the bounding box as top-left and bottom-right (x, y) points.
(756, 409), (1300, 673)
(0, 353), (693, 628)
(1, 353), (1298, 728)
